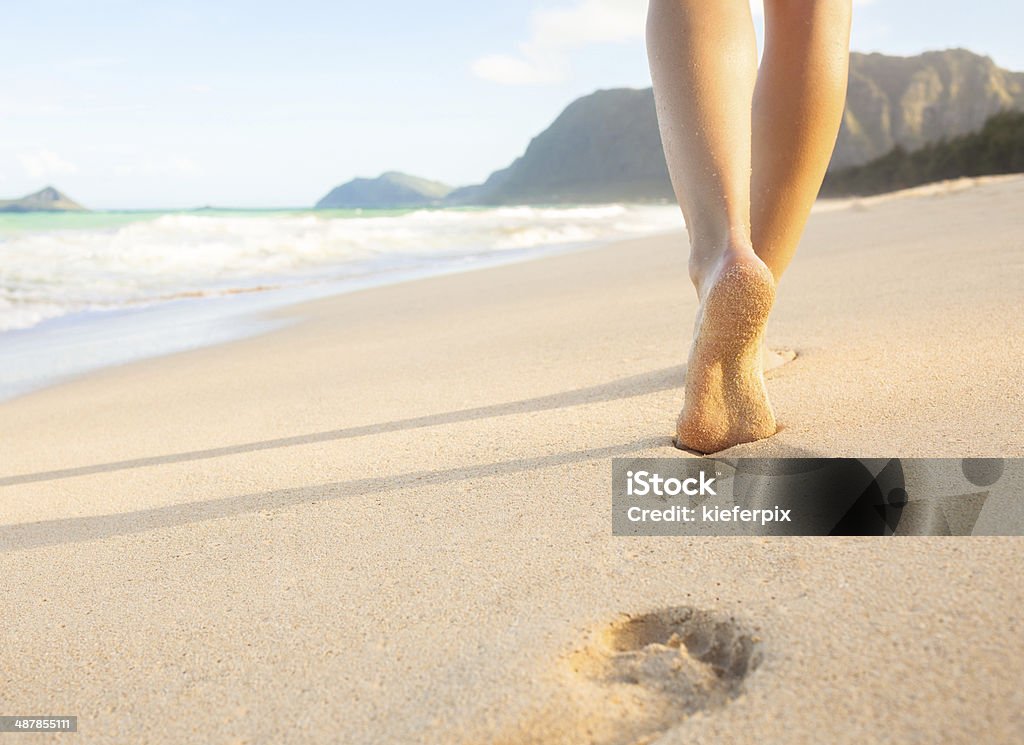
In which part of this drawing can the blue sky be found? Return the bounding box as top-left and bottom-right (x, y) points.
(1, 0), (1022, 209)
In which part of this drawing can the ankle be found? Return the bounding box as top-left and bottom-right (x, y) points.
(688, 240), (757, 297)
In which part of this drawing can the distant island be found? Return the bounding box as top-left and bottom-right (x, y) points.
(315, 171), (452, 209)
(316, 48), (1024, 208)
(0, 186), (86, 213)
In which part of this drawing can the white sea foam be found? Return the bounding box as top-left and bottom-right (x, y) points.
(0, 204), (681, 332)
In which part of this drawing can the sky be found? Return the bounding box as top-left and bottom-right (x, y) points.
(1, 0), (1022, 209)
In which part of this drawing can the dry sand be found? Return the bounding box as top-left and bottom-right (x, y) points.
(1, 176), (1023, 743)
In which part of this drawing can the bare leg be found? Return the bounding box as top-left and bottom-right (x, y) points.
(648, 0), (851, 452)
(752, 0), (852, 280)
(647, 0), (777, 452)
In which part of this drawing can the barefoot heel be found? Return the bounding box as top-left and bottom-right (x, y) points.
(698, 262), (776, 347)
(677, 259), (778, 453)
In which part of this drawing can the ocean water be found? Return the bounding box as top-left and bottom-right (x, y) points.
(0, 204), (681, 399)
(0, 204), (681, 332)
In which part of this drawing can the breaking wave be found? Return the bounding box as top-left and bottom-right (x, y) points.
(0, 204), (680, 332)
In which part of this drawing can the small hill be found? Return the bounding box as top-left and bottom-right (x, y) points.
(0, 186), (86, 212)
(315, 172), (452, 209)
(822, 110), (1024, 196)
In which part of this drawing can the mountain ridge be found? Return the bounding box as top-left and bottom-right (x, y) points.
(444, 49), (1024, 206)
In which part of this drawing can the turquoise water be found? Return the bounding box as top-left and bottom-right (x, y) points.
(0, 203), (682, 400)
(0, 206), (414, 236)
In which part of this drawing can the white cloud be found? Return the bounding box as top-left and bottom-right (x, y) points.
(17, 149), (78, 181)
(472, 0), (647, 85)
(472, 54), (564, 86)
(473, 0), (878, 85)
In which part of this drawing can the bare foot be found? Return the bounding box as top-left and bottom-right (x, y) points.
(676, 250), (777, 453)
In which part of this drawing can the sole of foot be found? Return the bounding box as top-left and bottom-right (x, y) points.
(676, 254), (778, 454)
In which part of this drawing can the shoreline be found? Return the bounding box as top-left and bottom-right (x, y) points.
(0, 237), (626, 403)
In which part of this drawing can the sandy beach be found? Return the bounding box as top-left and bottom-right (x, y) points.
(2, 176), (1023, 743)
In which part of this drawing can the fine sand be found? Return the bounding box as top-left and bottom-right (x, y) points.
(2, 176), (1023, 743)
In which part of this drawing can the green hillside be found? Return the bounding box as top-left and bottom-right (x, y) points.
(822, 110), (1024, 196)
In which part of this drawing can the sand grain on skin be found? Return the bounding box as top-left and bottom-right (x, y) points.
(677, 259), (777, 453)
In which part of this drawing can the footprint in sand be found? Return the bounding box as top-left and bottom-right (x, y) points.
(499, 607), (762, 745)
(566, 607), (762, 744)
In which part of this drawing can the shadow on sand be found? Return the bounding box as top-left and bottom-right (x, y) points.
(1, 365), (683, 488)
(0, 437), (672, 553)
(0, 366), (691, 552)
